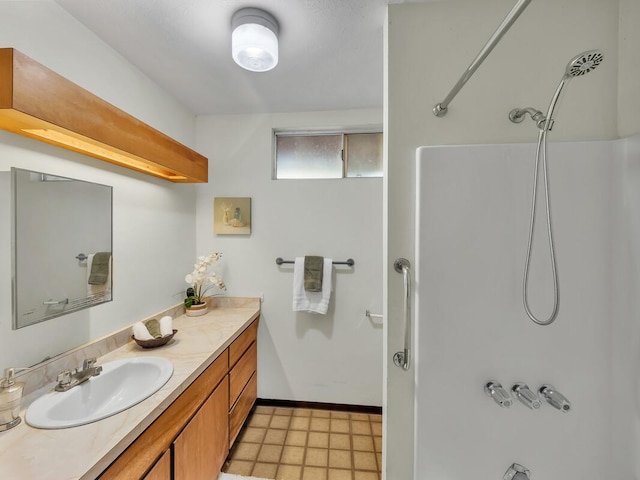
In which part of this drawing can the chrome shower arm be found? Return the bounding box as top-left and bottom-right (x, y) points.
(433, 0), (532, 117)
(509, 107), (550, 130)
(509, 107), (544, 123)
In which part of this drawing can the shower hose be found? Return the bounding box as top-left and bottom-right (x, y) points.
(522, 127), (559, 326)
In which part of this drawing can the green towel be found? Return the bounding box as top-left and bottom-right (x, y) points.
(144, 319), (162, 339)
(88, 252), (111, 285)
(304, 256), (324, 292)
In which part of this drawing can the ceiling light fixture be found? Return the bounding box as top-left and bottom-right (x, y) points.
(231, 7), (279, 72)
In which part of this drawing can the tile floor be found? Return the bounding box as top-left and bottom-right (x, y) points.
(223, 405), (383, 480)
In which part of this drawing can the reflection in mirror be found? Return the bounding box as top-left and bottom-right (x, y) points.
(11, 168), (113, 329)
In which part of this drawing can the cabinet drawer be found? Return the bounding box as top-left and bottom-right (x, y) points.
(229, 341), (257, 409)
(229, 372), (257, 448)
(200, 350), (229, 393)
(229, 319), (258, 368)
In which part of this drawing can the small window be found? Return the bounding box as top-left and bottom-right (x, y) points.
(274, 131), (383, 179)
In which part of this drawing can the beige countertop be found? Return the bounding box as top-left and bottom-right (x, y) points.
(0, 298), (260, 480)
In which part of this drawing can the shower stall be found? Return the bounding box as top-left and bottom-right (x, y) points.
(384, 1), (639, 479)
(414, 137), (634, 478)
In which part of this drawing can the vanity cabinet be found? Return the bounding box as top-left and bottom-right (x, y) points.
(98, 317), (258, 480)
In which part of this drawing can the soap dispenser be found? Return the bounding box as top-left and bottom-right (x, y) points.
(0, 368), (25, 431)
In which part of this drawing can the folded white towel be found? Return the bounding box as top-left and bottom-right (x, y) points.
(292, 257), (333, 314)
(132, 321), (154, 341)
(160, 316), (173, 336)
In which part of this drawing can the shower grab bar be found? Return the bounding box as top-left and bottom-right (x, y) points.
(433, 0), (532, 117)
(393, 258), (411, 370)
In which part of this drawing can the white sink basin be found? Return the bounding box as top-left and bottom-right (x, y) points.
(26, 356), (173, 429)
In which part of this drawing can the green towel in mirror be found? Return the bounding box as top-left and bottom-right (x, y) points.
(88, 252), (111, 285)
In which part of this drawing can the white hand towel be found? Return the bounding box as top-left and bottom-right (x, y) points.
(132, 321), (154, 341)
(292, 257), (333, 314)
(160, 316), (173, 336)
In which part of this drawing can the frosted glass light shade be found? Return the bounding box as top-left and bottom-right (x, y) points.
(231, 8), (279, 72)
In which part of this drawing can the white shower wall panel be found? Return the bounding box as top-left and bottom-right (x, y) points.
(612, 134), (640, 480)
(414, 140), (617, 479)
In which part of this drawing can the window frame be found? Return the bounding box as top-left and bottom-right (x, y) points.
(272, 128), (383, 180)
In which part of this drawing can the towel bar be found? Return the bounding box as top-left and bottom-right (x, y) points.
(275, 257), (354, 266)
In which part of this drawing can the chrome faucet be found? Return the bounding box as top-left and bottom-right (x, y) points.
(55, 358), (103, 392)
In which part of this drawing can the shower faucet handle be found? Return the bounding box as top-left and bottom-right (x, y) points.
(511, 383), (541, 410)
(539, 384), (571, 412)
(484, 381), (512, 408)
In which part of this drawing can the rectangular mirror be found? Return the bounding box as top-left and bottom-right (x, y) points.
(11, 168), (113, 328)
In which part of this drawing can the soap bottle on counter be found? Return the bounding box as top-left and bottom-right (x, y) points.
(0, 368), (25, 431)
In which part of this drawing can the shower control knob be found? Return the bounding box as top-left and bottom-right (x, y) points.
(484, 381), (512, 408)
(539, 384), (571, 412)
(511, 383), (541, 410)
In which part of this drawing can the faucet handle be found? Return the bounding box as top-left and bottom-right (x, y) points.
(512, 383), (541, 410)
(484, 381), (512, 408)
(82, 358), (97, 371)
(539, 384), (571, 412)
(56, 370), (72, 389)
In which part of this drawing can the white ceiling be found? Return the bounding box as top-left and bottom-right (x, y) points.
(54, 0), (422, 116)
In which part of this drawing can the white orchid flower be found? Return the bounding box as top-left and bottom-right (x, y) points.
(185, 252), (225, 306)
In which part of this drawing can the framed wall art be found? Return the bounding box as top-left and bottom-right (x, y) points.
(214, 197), (251, 235)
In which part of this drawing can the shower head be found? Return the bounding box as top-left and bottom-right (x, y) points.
(564, 50), (604, 78)
(509, 49), (604, 132)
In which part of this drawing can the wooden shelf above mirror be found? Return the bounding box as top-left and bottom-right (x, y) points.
(0, 48), (207, 183)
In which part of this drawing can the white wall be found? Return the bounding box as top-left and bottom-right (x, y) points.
(0, 2), (198, 371)
(618, 0), (640, 137)
(195, 109), (383, 406)
(386, 0), (623, 478)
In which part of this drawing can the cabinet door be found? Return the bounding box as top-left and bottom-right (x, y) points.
(142, 450), (171, 480)
(174, 376), (229, 480)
